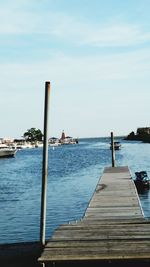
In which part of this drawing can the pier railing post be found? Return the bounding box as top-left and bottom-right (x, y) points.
(40, 81), (51, 247)
(111, 132), (115, 167)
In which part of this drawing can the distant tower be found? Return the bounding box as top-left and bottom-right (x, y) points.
(61, 130), (65, 140)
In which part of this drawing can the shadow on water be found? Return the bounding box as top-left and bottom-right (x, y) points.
(0, 242), (41, 267)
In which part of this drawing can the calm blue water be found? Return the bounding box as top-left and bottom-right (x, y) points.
(0, 137), (150, 244)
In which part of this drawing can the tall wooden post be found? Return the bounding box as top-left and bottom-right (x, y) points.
(40, 81), (51, 247)
(111, 132), (115, 167)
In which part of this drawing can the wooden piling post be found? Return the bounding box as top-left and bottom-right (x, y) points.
(40, 81), (51, 247)
(111, 132), (115, 167)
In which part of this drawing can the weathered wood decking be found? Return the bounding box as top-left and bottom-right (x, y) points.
(38, 166), (150, 264)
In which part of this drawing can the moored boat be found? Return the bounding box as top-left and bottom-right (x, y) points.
(0, 144), (17, 158)
(134, 171), (150, 190)
(110, 141), (121, 150)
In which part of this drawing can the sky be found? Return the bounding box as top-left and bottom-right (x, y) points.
(1, 0), (150, 138)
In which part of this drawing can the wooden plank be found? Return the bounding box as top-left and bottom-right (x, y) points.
(86, 207), (141, 212)
(104, 166), (130, 173)
(63, 219), (147, 226)
(39, 240), (150, 261)
(51, 233), (150, 240)
(58, 224), (150, 231)
(45, 239), (150, 248)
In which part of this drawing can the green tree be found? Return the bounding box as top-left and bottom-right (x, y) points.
(23, 128), (43, 142)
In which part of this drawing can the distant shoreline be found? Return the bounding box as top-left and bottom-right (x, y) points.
(124, 133), (150, 143)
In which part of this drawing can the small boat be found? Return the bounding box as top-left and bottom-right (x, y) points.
(0, 144), (17, 158)
(134, 171), (150, 190)
(110, 141), (121, 150)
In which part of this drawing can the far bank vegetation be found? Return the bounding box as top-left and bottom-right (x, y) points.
(125, 127), (150, 143)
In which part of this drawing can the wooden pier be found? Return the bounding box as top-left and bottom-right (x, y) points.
(38, 166), (150, 265)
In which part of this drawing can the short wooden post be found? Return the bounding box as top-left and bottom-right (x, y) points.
(40, 81), (51, 247)
(111, 132), (115, 167)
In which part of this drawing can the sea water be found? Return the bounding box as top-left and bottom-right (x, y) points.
(0, 137), (150, 244)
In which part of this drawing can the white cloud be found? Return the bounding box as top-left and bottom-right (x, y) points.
(41, 16), (150, 47)
(0, 2), (150, 48)
(0, 46), (150, 94)
(80, 24), (150, 47)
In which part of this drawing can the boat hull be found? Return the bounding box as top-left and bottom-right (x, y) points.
(0, 149), (17, 158)
(134, 180), (150, 190)
(110, 145), (121, 150)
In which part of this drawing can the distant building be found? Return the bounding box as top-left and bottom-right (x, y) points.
(60, 130), (65, 140)
(49, 130), (78, 145)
